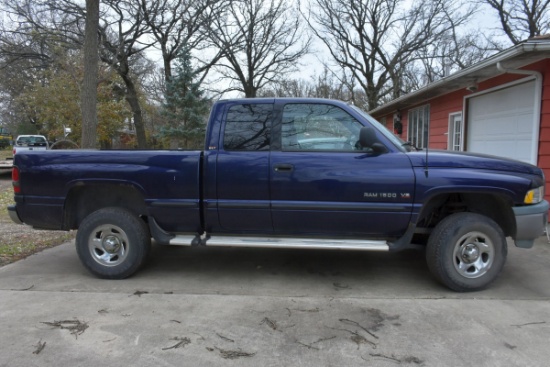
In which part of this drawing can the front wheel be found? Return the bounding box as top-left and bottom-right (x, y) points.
(426, 212), (507, 292)
(76, 208), (151, 279)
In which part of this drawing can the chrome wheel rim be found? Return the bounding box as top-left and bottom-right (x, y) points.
(453, 231), (494, 279)
(88, 224), (129, 267)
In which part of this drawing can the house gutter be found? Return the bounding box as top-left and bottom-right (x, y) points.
(369, 40), (550, 116)
(496, 61), (543, 166)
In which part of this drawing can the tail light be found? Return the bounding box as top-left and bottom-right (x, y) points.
(12, 166), (20, 193)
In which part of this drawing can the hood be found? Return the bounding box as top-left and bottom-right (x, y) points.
(406, 150), (543, 176)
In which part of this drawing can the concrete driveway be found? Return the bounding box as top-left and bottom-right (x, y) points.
(1, 237), (549, 366)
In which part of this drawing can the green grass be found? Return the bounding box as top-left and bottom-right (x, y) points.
(0, 188), (13, 221)
(0, 145), (13, 160)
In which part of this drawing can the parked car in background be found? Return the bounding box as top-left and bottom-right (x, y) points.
(13, 135), (48, 155)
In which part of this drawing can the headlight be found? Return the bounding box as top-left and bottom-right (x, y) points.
(524, 186), (545, 204)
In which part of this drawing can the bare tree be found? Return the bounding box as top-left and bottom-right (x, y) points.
(402, 31), (495, 95)
(482, 0), (550, 45)
(0, 0), (154, 148)
(0, 0), (81, 74)
(257, 67), (370, 108)
(208, 0), (311, 97)
(304, 0), (473, 109)
(257, 78), (312, 97)
(0, 0), (78, 133)
(139, 0), (224, 83)
(139, 0), (223, 143)
(97, 0), (153, 148)
(81, 0), (100, 149)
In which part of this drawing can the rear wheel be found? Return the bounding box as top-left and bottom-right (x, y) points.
(426, 212), (507, 292)
(76, 208), (150, 279)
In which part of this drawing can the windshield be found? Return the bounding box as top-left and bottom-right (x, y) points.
(350, 105), (412, 152)
(16, 136), (48, 146)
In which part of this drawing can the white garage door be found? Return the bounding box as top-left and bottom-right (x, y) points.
(467, 80), (537, 164)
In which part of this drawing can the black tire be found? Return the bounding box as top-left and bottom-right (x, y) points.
(426, 212), (507, 292)
(76, 207), (151, 279)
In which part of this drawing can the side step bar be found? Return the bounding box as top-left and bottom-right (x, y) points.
(168, 235), (389, 251)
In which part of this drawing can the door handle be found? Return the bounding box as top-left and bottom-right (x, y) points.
(274, 164), (294, 172)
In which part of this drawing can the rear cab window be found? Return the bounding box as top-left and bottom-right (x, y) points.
(223, 104), (273, 151)
(16, 136), (48, 147)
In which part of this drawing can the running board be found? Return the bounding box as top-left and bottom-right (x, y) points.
(168, 235), (389, 251)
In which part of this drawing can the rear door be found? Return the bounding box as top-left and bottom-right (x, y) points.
(270, 102), (415, 237)
(215, 102), (274, 232)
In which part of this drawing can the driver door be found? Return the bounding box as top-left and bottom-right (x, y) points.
(270, 102), (415, 237)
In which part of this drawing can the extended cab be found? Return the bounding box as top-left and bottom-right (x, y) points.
(8, 98), (549, 291)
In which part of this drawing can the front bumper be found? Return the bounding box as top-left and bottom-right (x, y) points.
(512, 200), (549, 248)
(8, 205), (23, 225)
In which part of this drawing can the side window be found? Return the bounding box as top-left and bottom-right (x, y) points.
(448, 112), (463, 151)
(223, 104), (272, 151)
(408, 105), (430, 149)
(281, 104), (363, 151)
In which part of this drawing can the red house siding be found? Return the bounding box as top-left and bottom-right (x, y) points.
(377, 88), (470, 149)
(427, 91), (466, 150)
(373, 59), (550, 204)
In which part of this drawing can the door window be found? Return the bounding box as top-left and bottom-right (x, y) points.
(223, 104), (272, 151)
(281, 104), (363, 151)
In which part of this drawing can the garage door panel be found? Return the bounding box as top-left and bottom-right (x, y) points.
(467, 80), (536, 164)
(468, 140), (530, 162)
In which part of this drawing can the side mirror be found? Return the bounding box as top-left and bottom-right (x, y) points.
(358, 127), (388, 154)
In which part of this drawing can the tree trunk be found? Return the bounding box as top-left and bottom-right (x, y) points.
(244, 83), (257, 98)
(366, 85), (378, 111)
(123, 77), (148, 148)
(80, 0), (100, 149)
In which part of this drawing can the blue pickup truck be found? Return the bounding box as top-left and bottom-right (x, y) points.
(8, 98), (549, 291)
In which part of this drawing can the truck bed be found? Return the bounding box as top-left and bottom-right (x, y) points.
(13, 149), (203, 231)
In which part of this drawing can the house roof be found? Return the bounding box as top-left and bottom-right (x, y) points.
(369, 38), (550, 116)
